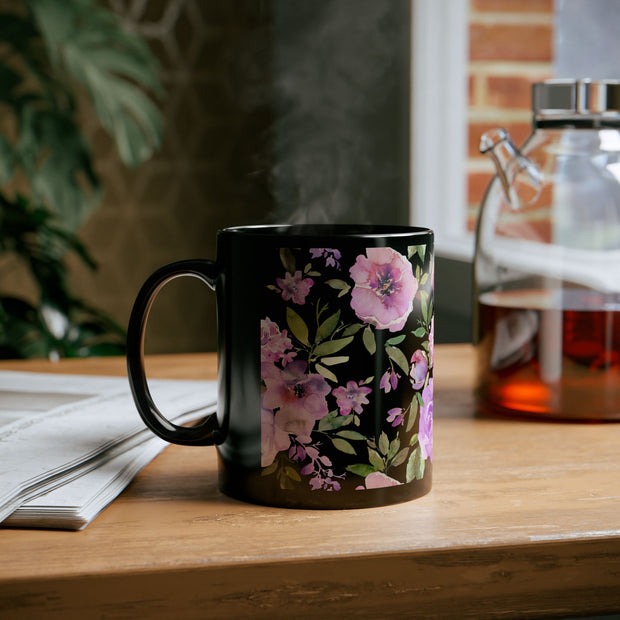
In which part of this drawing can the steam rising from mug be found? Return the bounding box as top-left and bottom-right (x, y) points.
(252, 1), (411, 225)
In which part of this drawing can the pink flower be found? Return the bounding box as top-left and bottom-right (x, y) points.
(261, 318), (296, 366)
(276, 271), (314, 305)
(409, 349), (428, 390)
(349, 247), (417, 332)
(380, 368), (400, 393)
(332, 380), (372, 416)
(356, 471), (401, 490)
(419, 378), (433, 462)
(262, 361), (331, 443)
(261, 406), (292, 467)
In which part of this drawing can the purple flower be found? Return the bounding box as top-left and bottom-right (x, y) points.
(387, 407), (405, 427)
(349, 247), (417, 332)
(276, 271), (314, 305)
(332, 380), (372, 416)
(379, 368), (400, 393)
(261, 318), (296, 366)
(409, 349), (429, 390)
(418, 378), (433, 462)
(310, 248), (342, 269)
(262, 360), (331, 444)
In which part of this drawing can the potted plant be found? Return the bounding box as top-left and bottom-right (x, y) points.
(0, 0), (163, 358)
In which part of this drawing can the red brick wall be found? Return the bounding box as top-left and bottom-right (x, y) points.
(467, 0), (554, 231)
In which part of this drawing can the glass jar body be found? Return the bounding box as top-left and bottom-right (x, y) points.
(474, 126), (620, 420)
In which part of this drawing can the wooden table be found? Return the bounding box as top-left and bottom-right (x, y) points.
(1, 345), (619, 619)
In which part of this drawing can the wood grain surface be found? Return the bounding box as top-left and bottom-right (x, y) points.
(1, 345), (619, 619)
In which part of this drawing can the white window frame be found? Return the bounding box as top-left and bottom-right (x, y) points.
(410, 0), (474, 262)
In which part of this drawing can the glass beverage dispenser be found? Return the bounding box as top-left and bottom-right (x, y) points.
(474, 79), (620, 420)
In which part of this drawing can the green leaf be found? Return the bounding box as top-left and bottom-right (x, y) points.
(286, 306), (310, 346)
(378, 431), (389, 456)
(408, 244), (426, 261)
(387, 437), (401, 460)
(386, 334), (406, 346)
(346, 463), (376, 477)
(279, 248), (296, 274)
(420, 290), (430, 323)
(313, 336), (353, 357)
(406, 446), (426, 483)
(30, 0), (164, 168)
(412, 326), (427, 338)
(337, 430), (367, 441)
(368, 448), (385, 471)
(320, 355), (349, 366)
(391, 447), (410, 469)
(409, 432), (419, 447)
(331, 437), (357, 455)
(406, 400), (419, 433)
(315, 363), (337, 383)
(362, 325), (376, 355)
(316, 309), (340, 343)
(318, 410), (353, 431)
(386, 345), (409, 375)
(261, 460), (278, 476)
(342, 323), (364, 337)
(285, 466), (301, 482)
(326, 279), (351, 296)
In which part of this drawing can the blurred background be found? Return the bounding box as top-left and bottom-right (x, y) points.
(0, 0), (612, 357)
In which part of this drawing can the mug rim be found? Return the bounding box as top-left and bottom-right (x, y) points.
(220, 224), (433, 239)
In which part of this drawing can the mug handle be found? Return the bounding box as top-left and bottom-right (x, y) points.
(126, 259), (221, 446)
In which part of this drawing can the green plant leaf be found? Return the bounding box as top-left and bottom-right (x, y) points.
(331, 437), (357, 455)
(408, 244), (426, 261)
(362, 325), (376, 354)
(336, 430), (367, 441)
(342, 323), (364, 337)
(387, 437), (401, 460)
(318, 410), (353, 431)
(30, 0), (163, 168)
(279, 248), (296, 274)
(315, 363), (337, 383)
(285, 466), (301, 482)
(412, 326), (427, 338)
(316, 309), (340, 343)
(391, 447), (410, 469)
(320, 355), (349, 366)
(406, 446), (426, 483)
(368, 447), (385, 471)
(261, 460), (278, 476)
(420, 290), (430, 323)
(286, 306), (310, 346)
(386, 334), (406, 346)
(346, 463), (376, 477)
(386, 345), (409, 375)
(313, 336), (353, 357)
(378, 431), (389, 456)
(326, 279), (351, 296)
(406, 400), (419, 433)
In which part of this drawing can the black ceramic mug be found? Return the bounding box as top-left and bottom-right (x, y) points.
(127, 225), (434, 509)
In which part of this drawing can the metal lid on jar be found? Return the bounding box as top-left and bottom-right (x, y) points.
(532, 79), (620, 126)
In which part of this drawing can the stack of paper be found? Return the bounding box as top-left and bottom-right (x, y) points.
(0, 371), (217, 530)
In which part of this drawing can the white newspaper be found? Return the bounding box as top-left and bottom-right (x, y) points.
(0, 371), (217, 530)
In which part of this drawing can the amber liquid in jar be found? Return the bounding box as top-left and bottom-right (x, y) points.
(476, 289), (620, 420)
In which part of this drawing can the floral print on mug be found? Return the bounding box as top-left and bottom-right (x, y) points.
(261, 244), (433, 492)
